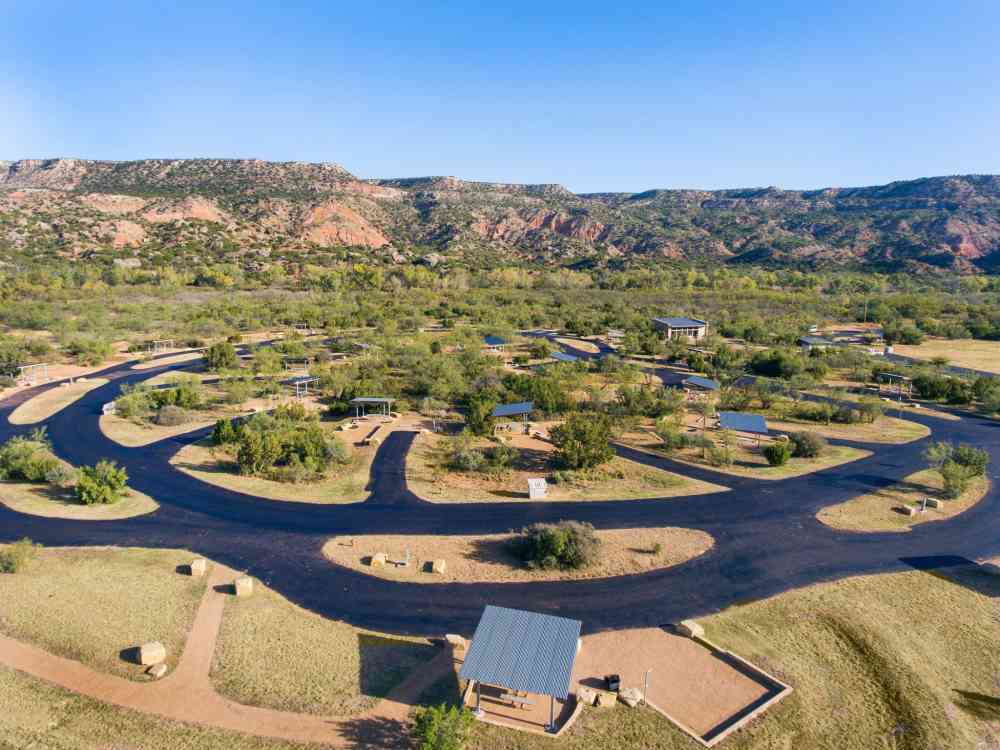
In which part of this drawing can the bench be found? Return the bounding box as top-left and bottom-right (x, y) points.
(499, 693), (534, 709)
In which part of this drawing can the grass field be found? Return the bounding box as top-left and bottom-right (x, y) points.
(100, 413), (218, 447)
(322, 526), (713, 583)
(417, 568), (1000, 750)
(767, 414), (930, 444)
(172, 435), (372, 503)
(817, 469), (990, 533)
(0, 665), (316, 750)
(131, 351), (205, 370)
(0, 547), (205, 680)
(0, 477), (158, 519)
(894, 337), (1000, 374)
(8, 378), (109, 424)
(407, 432), (726, 502)
(211, 582), (437, 716)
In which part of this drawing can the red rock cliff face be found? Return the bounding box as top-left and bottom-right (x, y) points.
(301, 199), (389, 248)
(472, 209), (611, 244)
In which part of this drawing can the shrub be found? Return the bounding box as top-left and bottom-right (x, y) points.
(550, 413), (614, 469)
(0, 538), (41, 574)
(234, 411), (344, 480)
(412, 703), (474, 750)
(44, 463), (76, 486)
(212, 418), (238, 446)
(75, 460), (129, 505)
(789, 431), (827, 458)
(705, 444), (733, 467)
(940, 460), (973, 499)
(0, 433), (59, 482)
(485, 442), (517, 472)
(952, 444), (989, 476)
(509, 521), (601, 570)
(204, 341), (239, 371)
(763, 441), (791, 466)
(655, 426), (690, 452)
(156, 405), (189, 426)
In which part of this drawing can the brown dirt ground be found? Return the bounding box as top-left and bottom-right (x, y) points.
(322, 526), (714, 583)
(893, 337), (1000, 374)
(8, 378), (109, 424)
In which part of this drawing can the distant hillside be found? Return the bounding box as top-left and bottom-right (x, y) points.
(1, 158), (998, 272)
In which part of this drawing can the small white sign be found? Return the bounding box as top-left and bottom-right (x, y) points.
(527, 477), (548, 500)
(102, 402), (117, 416)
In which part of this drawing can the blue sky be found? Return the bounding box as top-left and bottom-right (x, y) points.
(2, 1), (999, 192)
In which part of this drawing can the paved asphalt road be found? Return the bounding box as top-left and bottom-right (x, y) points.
(1, 344), (998, 638)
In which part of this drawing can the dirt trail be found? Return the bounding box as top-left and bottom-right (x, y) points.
(0, 560), (451, 747)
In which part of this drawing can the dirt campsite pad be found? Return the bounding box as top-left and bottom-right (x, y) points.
(171, 435), (373, 504)
(8, 379), (109, 424)
(407, 431), (727, 502)
(131, 351), (205, 370)
(0, 478), (158, 520)
(322, 527), (714, 583)
(573, 627), (788, 745)
(817, 469), (990, 533)
(766, 414), (929, 444)
(893, 337), (1000, 374)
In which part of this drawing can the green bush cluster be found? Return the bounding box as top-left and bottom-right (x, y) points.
(412, 703), (474, 750)
(0, 538), (41, 574)
(0, 431), (59, 482)
(924, 441), (990, 499)
(75, 460), (129, 505)
(788, 431), (827, 458)
(763, 441), (791, 466)
(509, 520), (601, 571)
(550, 413), (614, 469)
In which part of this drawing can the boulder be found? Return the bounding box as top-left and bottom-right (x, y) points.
(593, 690), (617, 709)
(577, 686), (598, 707)
(619, 687), (642, 708)
(234, 576), (254, 597)
(370, 552), (388, 568)
(900, 505), (917, 517)
(677, 619), (705, 639)
(147, 663), (168, 679)
(444, 634), (467, 651)
(431, 559), (447, 574)
(138, 641), (166, 666)
(189, 558), (207, 577)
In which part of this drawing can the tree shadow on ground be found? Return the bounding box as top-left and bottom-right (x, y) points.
(953, 690), (1000, 721)
(465, 537), (525, 571)
(338, 715), (413, 750)
(357, 633), (439, 700)
(899, 555), (1000, 598)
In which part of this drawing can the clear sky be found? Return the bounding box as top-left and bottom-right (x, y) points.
(2, 0), (999, 193)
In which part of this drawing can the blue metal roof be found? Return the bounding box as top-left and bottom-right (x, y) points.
(458, 605), (582, 699)
(484, 335), (508, 346)
(683, 375), (720, 390)
(492, 401), (534, 418)
(550, 351), (578, 363)
(653, 316), (707, 329)
(719, 411), (769, 435)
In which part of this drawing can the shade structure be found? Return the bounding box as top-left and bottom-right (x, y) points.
(652, 316), (706, 328)
(719, 411), (769, 435)
(492, 401), (534, 418)
(682, 375), (719, 391)
(484, 335), (508, 347)
(459, 605), (581, 700)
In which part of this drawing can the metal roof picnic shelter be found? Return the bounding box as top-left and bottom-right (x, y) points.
(653, 316), (707, 328)
(349, 396), (394, 418)
(682, 375), (720, 391)
(460, 605), (582, 732)
(492, 401), (534, 419)
(484, 335), (508, 350)
(718, 411), (769, 436)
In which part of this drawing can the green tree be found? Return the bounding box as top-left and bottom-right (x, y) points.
(550, 413), (614, 469)
(763, 441), (791, 466)
(412, 704), (474, 750)
(75, 460), (128, 505)
(204, 341), (239, 371)
(466, 394), (496, 436)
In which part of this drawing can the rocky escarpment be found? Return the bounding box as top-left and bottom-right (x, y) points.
(2, 159), (999, 271)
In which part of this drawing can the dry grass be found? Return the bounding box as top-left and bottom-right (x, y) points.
(8, 378), (108, 424)
(894, 337), (1000, 374)
(554, 337), (601, 353)
(767, 414), (930, 444)
(407, 432), (727, 502)
(211, 581), (437, 716)
(171, 435), (372, 504)
(0, 665), (318, 750)
(0, 547), (205, 681)
(100, 412), (218, 447)
(817, 469), (989, 533)
(131, 351), (205, 370)
(322, 526), (714, 583)
(0, 478), (158, 519)
(809, 388), (962, 421)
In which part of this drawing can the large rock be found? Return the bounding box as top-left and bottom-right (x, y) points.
(577, 686), (598, 707)
(593, 690), (617, 709)
(619, 687), (642, 708)
(234, 576), (254, 597)
(444, 634), (467, 651)
(677, 619), (705, 639)
(900, 505), (917, 517)
(138, 642), (166, 666)
(147, 663), (168, 679)
(370, 552), (387, 568)
(431, 559), (447, 574)
(189, 558), (207, 577)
